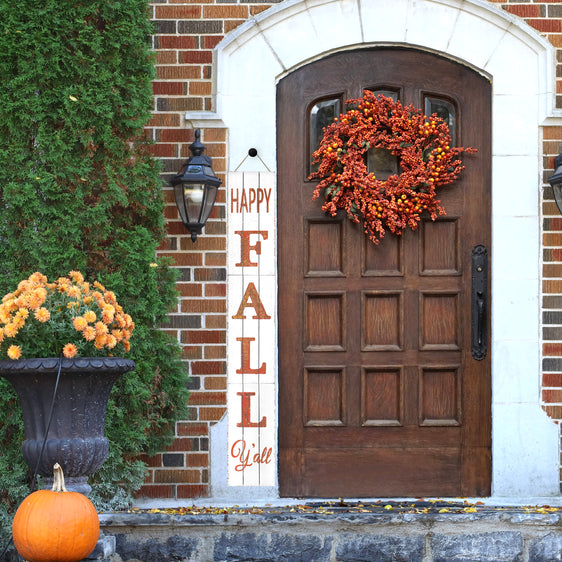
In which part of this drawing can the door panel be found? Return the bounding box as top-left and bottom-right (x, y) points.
(277, 48), (491, 497)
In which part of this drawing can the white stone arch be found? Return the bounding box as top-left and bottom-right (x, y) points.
(192, 0), (562, 498)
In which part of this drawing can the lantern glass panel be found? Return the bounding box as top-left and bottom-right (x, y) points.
(183, 183), (205, 222)
(201, 184), (218, 223)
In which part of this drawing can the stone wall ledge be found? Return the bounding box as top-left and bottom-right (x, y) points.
(96, 503), (562, 562)
(100, 507), (562, 528)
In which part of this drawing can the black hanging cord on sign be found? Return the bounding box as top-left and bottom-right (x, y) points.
(0, 354), (64, 560)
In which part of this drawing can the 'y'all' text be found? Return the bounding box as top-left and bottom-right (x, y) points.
(230, 439), (273, 472)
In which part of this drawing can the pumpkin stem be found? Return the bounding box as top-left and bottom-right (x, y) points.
(52, 463), (68, 493)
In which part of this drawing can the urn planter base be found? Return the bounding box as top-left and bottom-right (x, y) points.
(0, 357), (135, 495)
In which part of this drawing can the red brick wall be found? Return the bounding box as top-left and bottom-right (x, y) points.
(140, 0), (562, 500)
(140, 0), (280, 500)
(543, 126), (562, 427)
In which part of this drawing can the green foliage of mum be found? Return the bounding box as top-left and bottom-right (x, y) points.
(0, 0), (189, 543)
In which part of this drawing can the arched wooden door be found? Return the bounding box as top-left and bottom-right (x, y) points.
(277, 48), (491, 497)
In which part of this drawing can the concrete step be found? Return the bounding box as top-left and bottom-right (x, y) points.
(96, 501), (562, 561)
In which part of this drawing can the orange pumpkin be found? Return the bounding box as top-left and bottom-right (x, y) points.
(12, 463), (99, 562)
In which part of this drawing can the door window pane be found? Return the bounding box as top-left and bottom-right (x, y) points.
(366, 90), (400, 177)
(370, 89), (399, 101)
(367, 148), (398, 180)
(310, 98), (341, 172)
(425, 97), (456, 144)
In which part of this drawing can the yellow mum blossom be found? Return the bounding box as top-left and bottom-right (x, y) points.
(102, 307), (115, 324)
(94, 335), (107, 349)
(83, 326), (96, 342)
(17, 280), (32, 292)
(68, 271), (84, 284)
(7, 345), (21, 360)
(111, 329), (124, 342)
(15, 295), (30, 308)
(28, 288), (47, 310)
(4, 323), (18, 337)
(62, 343), (78, 358)
(28, 272), (47, 285)
(104, 291), (117, 305)
(84, 310), (97, 323)
(67, 285), (81, 299)
(72, 316), (88, 331)
(94, 321), (108, 336)
(92, 291), (104, 307)
(34, 307), (50, 323)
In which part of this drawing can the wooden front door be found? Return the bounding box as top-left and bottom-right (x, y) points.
(277, 48), (491, 497)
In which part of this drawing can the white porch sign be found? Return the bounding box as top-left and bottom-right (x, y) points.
(227, 171), (276, 486)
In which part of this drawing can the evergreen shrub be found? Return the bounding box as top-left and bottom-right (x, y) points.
(0, 0), (188, 547)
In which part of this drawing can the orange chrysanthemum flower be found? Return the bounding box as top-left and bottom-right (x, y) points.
(111, 329), (124, 342)
(15, 295), (29, 309)
(67, 285), (81, 299)
(94, 321), (108, 336)
(102, 307), (115, 324)
(104, 291), (117, 304)
(34, 307), (50, 323)
(94, 335), (107, 349)
(16, 280), (31, 292)
(83, 326), (96, 342)
(68, 271), (84, 284)
(7, 345), (22, 360)
(62, 343), (78, 358)
(4, 323), (18, 337)
(72, 316), (88, 331)
(84, 310), (97, 323)
(29, 272), (47, 285)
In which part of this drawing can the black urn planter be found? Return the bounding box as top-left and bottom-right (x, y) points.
(0, 357), (135, 495)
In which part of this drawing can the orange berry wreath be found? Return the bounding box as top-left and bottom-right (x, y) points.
(309, 91), (476, 244)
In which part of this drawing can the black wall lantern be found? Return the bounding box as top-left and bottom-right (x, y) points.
(548, 153), (562, 214)
(170, 129), (221, 242)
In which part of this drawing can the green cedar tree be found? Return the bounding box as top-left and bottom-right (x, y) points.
(0, 0), (189, 544)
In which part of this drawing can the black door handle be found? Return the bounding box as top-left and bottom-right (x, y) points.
(472, 245), (487, 360)
(476, 291), (484, 347)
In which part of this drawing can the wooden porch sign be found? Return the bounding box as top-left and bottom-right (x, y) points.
(227, 171), (276, 486)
